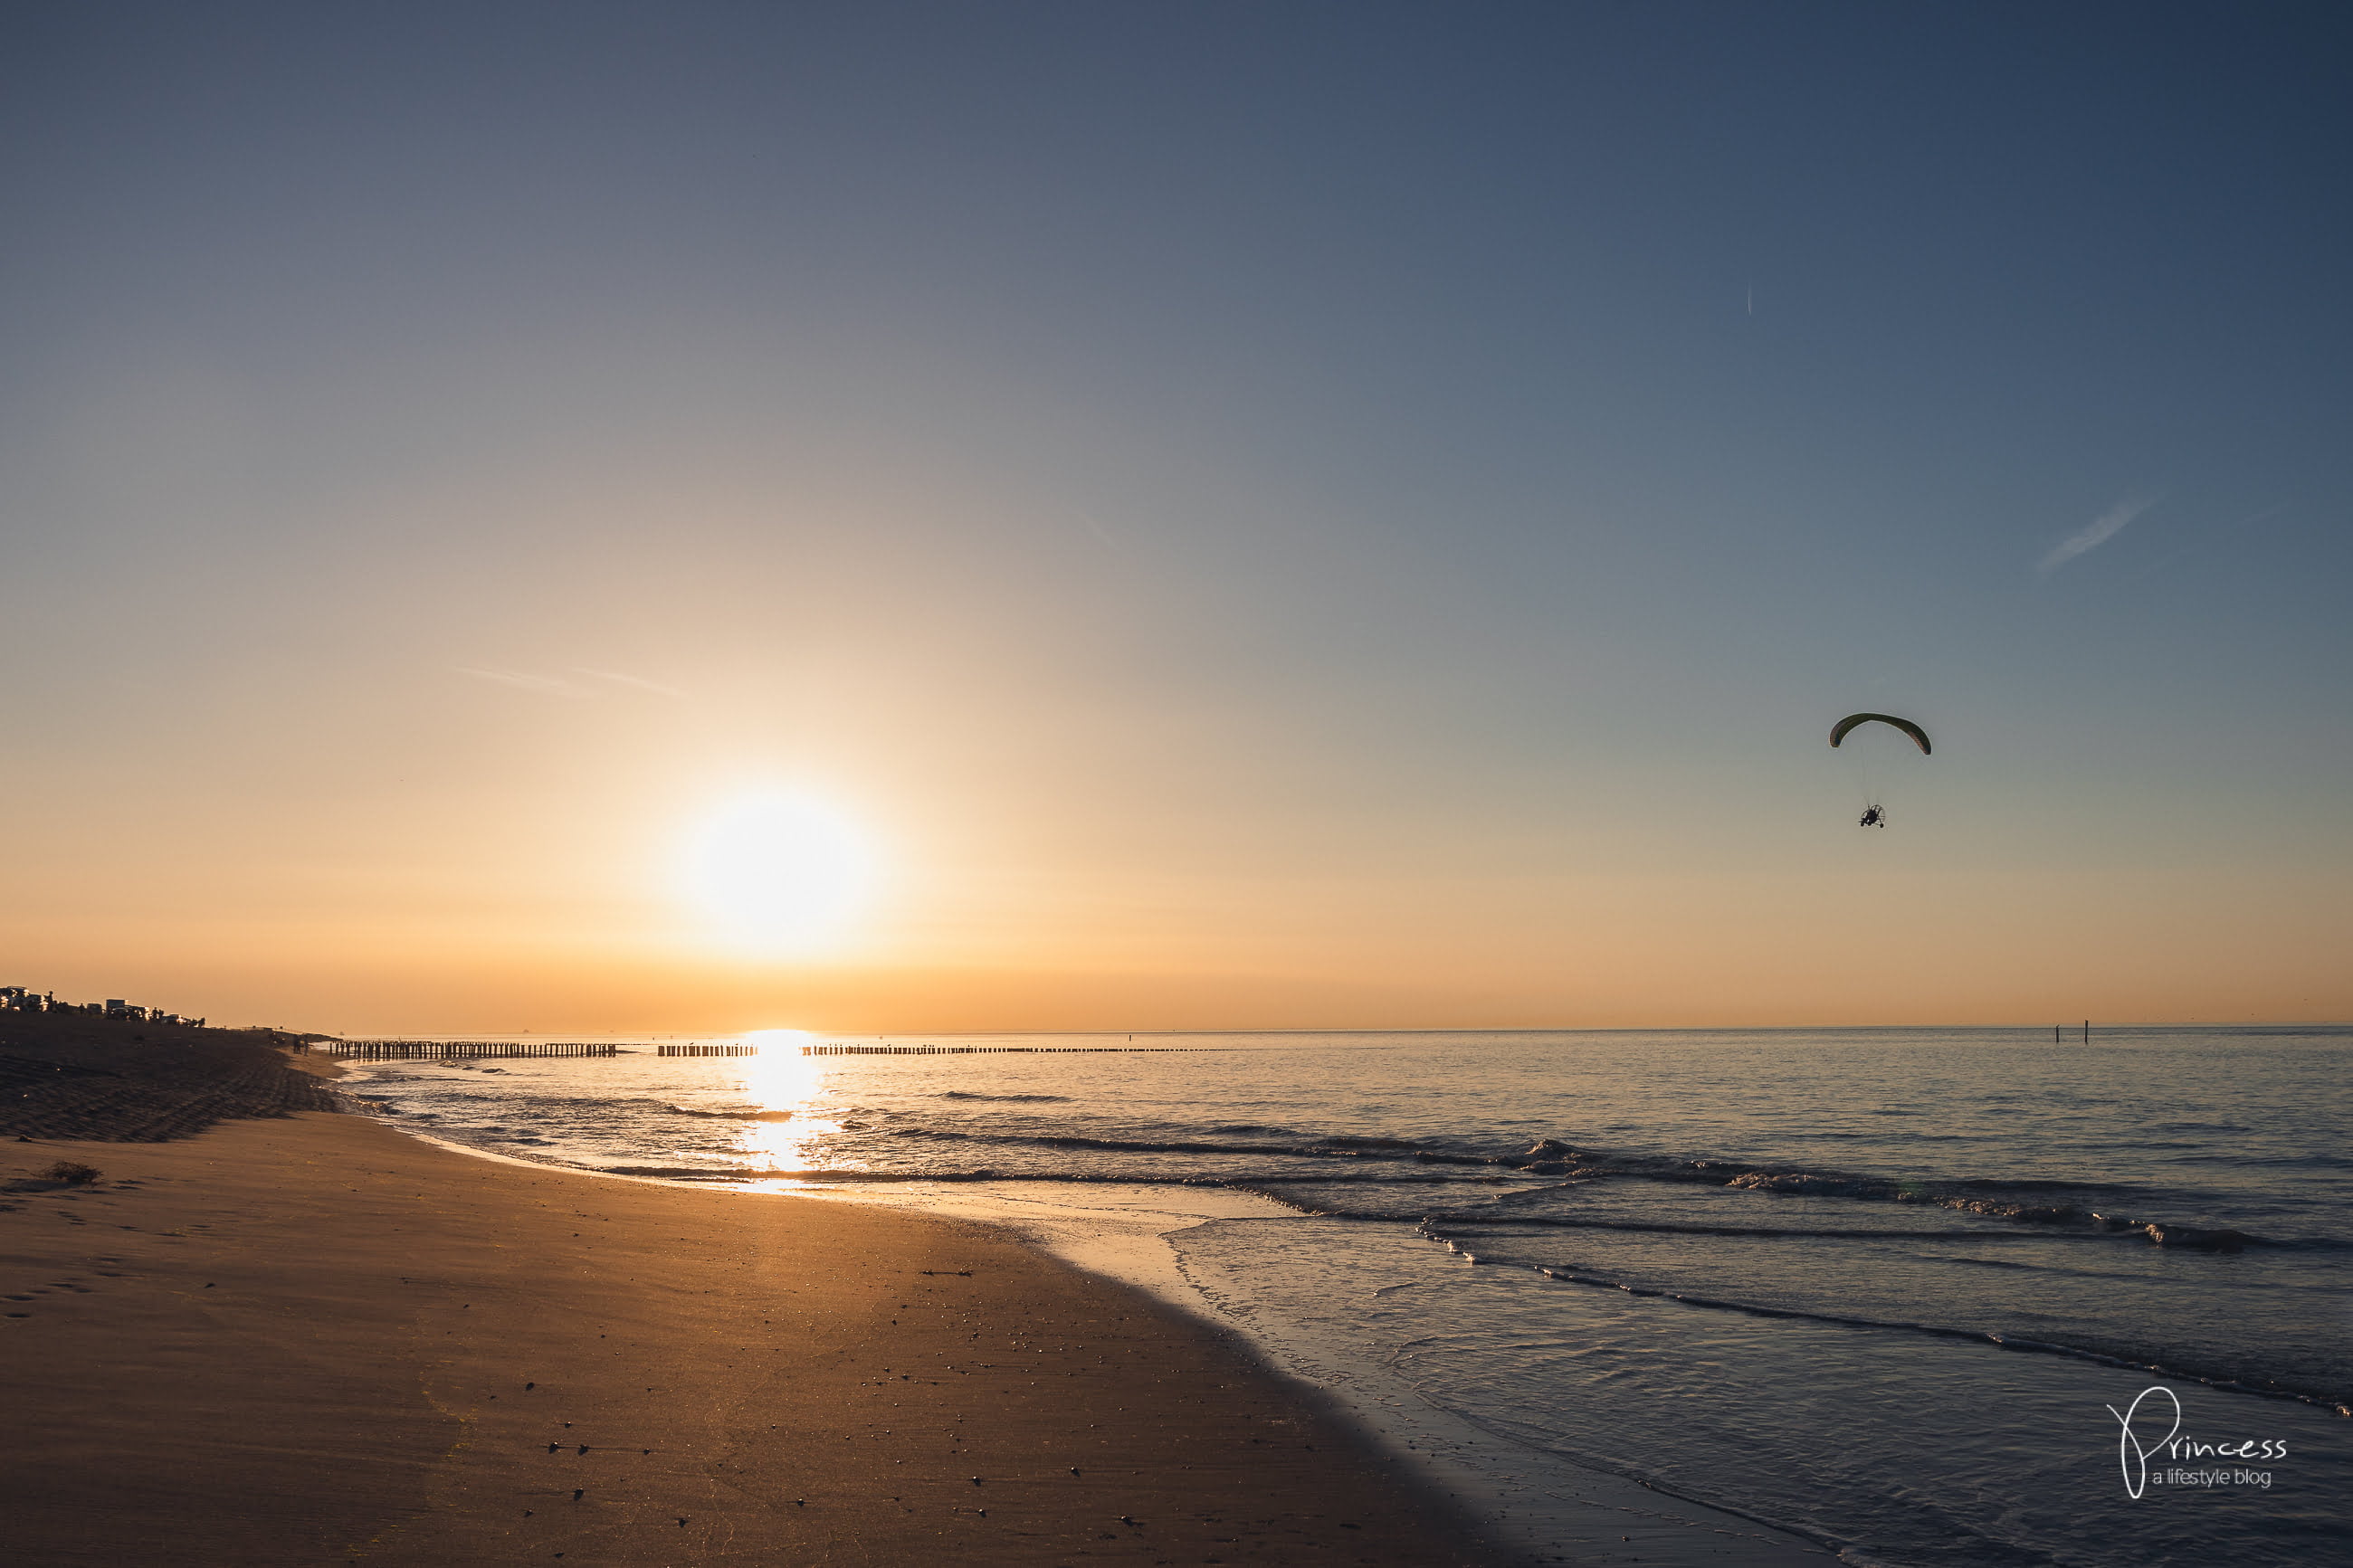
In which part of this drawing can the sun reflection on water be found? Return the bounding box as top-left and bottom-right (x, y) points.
(731, 1031), (853, 1183)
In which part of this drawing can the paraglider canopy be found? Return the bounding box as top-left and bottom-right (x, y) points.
(1829, 713), (1931, 755)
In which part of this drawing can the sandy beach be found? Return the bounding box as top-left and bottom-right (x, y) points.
(0, 1040), (1515, 1566)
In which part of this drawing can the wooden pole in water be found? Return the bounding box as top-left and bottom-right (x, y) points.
(2082, 1019), (2090, 1044)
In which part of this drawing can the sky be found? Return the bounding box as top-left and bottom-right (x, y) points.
(2, 1), (2347, 1033)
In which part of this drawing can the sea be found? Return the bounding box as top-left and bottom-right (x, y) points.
(337, 1026), (2350, 1567)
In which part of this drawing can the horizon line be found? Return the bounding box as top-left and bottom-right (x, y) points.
(298, 1019), (2353, 1040)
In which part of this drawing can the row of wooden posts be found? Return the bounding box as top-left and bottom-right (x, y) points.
(324, 1041), (624, 1060)
(799, 1043), (1196, 1056)
(314, 1040), (1202, 1061)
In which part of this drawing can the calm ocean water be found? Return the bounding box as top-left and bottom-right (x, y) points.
(342, 1027), (2350, 1567)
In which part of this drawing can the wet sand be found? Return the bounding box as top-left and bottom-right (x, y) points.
(0, 1109), (1518, 1566)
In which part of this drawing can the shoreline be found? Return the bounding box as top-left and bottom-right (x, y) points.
(757, 1175), (1843, 1568)
(15, 1025), (2331, 1564)
(333, 1053), (1836, 1567)
(1, 1107), (1523, 1566)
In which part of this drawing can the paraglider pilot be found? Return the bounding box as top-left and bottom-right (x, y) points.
(1859, 805), (1886, 828)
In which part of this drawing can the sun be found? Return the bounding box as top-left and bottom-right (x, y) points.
(679, 792), (877, 953)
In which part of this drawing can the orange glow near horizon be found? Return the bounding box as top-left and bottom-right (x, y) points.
(0, 420), (2342, 1037)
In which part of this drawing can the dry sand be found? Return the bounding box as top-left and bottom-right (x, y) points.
(0, 1107), (1522, 1566)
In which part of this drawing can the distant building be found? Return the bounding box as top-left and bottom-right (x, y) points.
(3, 985), (195, 1023)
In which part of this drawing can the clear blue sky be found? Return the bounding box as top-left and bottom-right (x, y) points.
(3, 2), (2347, 1029)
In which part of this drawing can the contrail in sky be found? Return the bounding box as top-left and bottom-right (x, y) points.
(2038, 496), (2156, 575)
(456, 666), (585, 697)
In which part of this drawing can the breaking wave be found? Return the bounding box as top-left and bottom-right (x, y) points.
(938, 1091), (1072, 1103)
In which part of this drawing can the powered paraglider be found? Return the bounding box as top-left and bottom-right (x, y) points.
(1831, 713), (1930, 827)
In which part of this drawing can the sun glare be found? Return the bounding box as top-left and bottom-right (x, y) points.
(680, 794), (877, 953)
